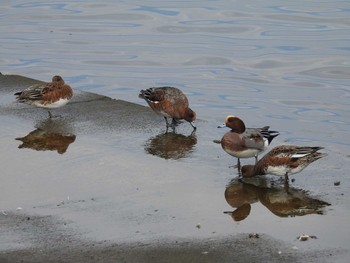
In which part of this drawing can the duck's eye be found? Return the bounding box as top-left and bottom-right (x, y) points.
(228, 118), (234, 123)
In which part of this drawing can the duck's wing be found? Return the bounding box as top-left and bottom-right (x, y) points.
(15, 82), (53, 101)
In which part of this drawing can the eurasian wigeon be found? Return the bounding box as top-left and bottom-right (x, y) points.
(241, 145), (327, 181)
(15, 75), (73, 118)
(139, 86), (196, 130)
(218, 115), (279, 170)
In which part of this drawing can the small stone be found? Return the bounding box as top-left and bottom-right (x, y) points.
(196, 223), (201, 229)
(249, 233), (259, 238)
(297, 234), (317, 241)
(334, 181), (340, 186)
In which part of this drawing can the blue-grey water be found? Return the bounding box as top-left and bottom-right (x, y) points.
(1, 0), (350, 257)
(2, 1), (349, 142)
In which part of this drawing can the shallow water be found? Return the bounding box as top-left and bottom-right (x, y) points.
(1, 0), (350, 256)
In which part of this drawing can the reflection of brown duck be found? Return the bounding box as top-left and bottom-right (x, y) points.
(224, 179), (259, 221)
(224, 177), (330, 222)
(15, 118), (76, 154)
(258, 184), (330, 217)
(144, 131), (197, 160)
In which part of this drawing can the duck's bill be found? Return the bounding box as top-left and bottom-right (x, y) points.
(190, 121), (196, 129)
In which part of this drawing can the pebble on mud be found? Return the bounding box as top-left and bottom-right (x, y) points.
(297, 234), (317, 241)
(334, 181), (340, 186)
(249, 233), (259, 238)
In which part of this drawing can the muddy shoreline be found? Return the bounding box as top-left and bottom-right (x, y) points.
(0, 74), (348, 263)
(1, 212), (343, 263)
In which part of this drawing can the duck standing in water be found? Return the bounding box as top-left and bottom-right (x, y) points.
(139, 86), (196, 131)
(219, 115), (279, 171)
(241, 145), (327, 182)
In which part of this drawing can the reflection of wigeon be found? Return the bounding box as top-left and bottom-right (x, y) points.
(219, 115), (279, 170)
(15, 75), (73, 118)
(139, 86), (196, 130)
(241, 145), (327, 181)
(16, 128), (76, 154)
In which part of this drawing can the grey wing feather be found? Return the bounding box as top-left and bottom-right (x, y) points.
(15, 84), (46, 101)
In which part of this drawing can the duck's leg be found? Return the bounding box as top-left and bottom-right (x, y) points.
(238, 158), (241, 169)
(170, 118), (179, 132)
(164, 117), (171, 133)
(171, 118), (177, 127)
(284, 173), (289, 187)
(284, 173), (289, 184)
(235, 158), (242, 176)
(164, 117), (170, 127)
(284, 173), (290, 192)
(48, 110), (64, 119)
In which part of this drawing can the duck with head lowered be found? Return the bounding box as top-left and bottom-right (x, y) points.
(241, 145), (327, 182)
(139, 86), (196, 131)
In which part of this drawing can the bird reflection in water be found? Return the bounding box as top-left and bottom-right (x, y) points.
(224, 177), (330, 222)
(144, 131), (197, 160)
(15, 117), (76, 154)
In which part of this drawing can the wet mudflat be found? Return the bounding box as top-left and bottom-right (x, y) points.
(1, 0), (350, 262)
(0, 74), (349, 263)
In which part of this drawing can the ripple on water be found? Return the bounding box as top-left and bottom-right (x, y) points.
(183, 57), (231, 66)
(156, 25), (253, 34)
(293, 108), (340, 117)
(322, 119), (350, 125)
(13, 2), (81, 13)
(132, 6), (179, 16)
(265, 114), (295, 121)
(300, 66), (350, 80)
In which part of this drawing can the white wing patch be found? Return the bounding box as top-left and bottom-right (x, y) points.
(291, 153), (310, 158)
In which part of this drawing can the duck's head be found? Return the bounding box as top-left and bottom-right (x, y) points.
(218, 115), (246, 133)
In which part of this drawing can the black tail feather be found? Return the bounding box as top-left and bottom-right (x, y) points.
(260, 129), (280, 144)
